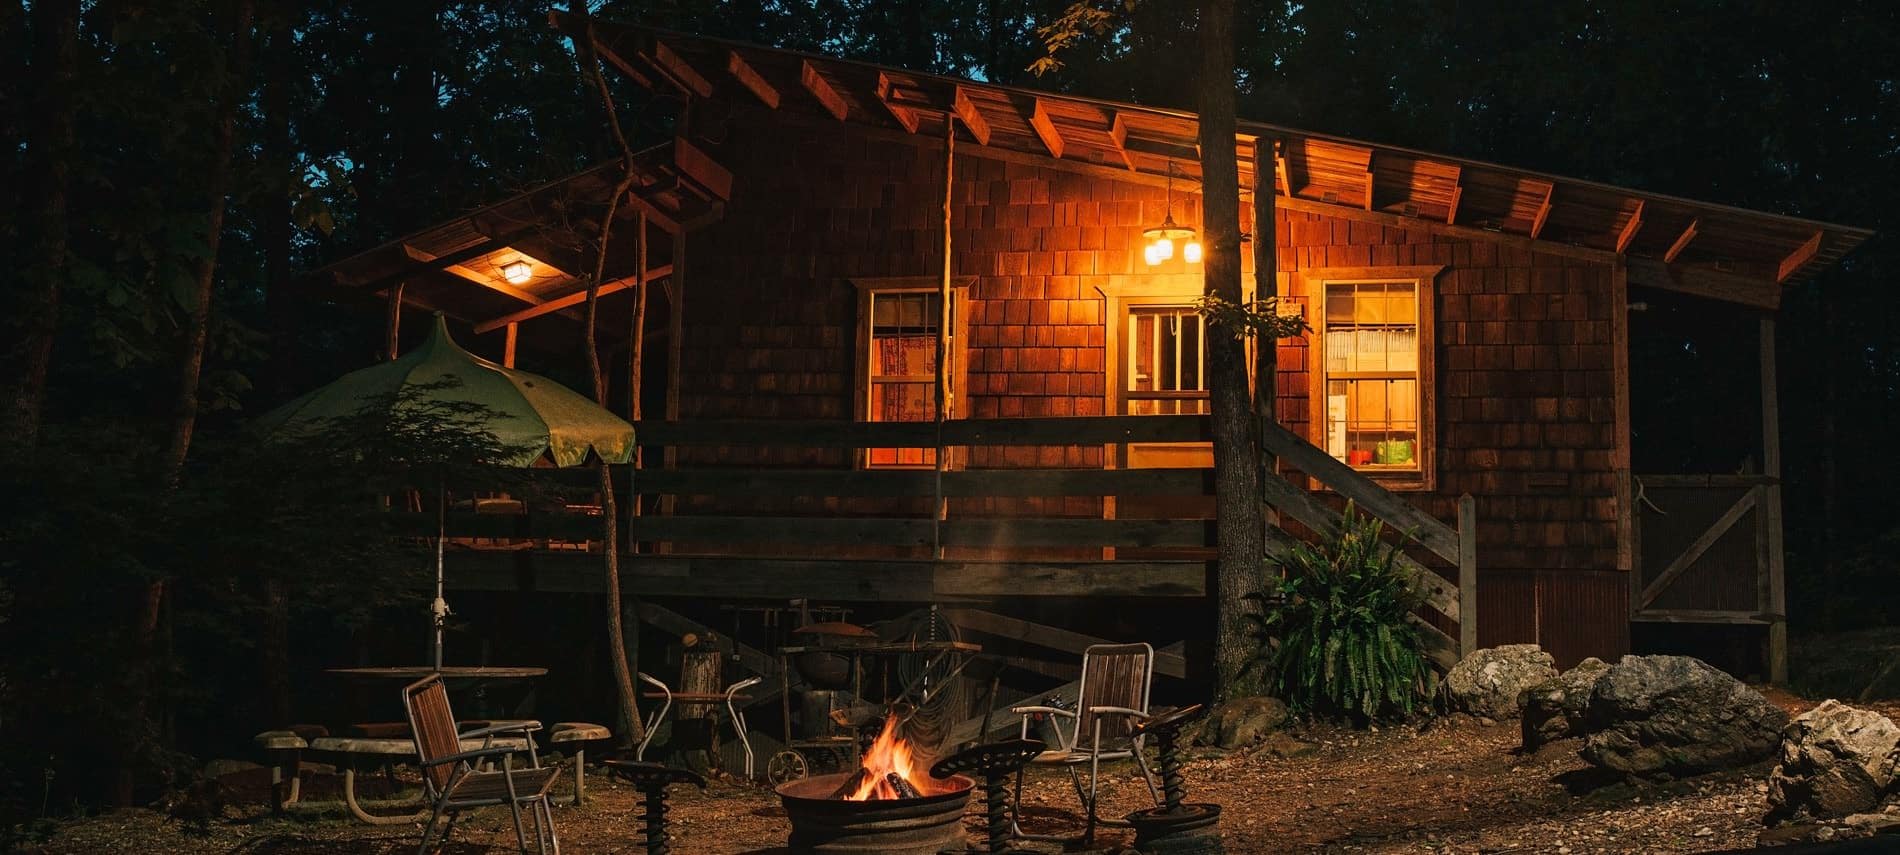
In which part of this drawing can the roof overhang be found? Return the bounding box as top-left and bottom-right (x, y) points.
(304, 137), (729, 331)
(558, 14), (1871, 310)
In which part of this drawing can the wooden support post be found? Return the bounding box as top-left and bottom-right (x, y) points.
(1457, 493), (1478, 657)
(502, 322), (518, 368)
(618, 599), (641, 748)
(661, 222), (685, 527)
(385, 282), (404, 360)
(627, 209), (650, 549)
(1761, 317), (1788, 683)
(1612, 259), (1635, 580)
(1253, 138), (1280, 529)
(934, 113), (954, 560)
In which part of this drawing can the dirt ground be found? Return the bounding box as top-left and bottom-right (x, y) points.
(25, 692), (1900, 854)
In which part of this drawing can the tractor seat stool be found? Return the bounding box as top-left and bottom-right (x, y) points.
(605, 761), (705, 855)
(931, 739), (1046, 854)
(548, 722), (612, 805)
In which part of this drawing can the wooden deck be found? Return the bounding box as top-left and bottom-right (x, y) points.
(418, 414), (1477, 666)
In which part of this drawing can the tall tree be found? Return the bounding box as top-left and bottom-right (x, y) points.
(4, 0), (79, 453)
(574, 11), (647, 748)
(1193, 0), (1266, 700)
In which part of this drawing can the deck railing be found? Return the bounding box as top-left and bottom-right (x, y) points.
(407, 414), (1477, 663)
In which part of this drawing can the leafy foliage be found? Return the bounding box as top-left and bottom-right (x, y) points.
(1256, 505), (1437, 720)
(1195, 294), (1311, 343)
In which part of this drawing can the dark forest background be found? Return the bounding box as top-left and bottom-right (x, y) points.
(3, 0), (1896, 821)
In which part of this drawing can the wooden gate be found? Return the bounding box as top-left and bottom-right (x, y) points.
(1632, 473), (1777, 625)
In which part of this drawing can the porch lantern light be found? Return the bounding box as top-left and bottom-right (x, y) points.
(500, 259), (533, 285)
(1143, 160), (1201, 266)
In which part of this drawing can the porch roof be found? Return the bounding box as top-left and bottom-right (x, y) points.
(556, 14), (1871, 310)
(302, 137), (728, 334)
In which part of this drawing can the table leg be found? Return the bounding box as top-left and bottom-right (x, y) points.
(571, 749), (586, 807)
(341, 762), (429, 826)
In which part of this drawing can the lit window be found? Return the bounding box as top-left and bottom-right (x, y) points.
(1123, 306), (1209, 415)
(1320, 281), (1423, 472)
(865, 291), (941, 468)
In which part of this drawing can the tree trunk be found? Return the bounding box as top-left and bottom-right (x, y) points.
(1197, 0), (1267, 701)
(259, 15), (295, 728)
(4, 0), (78, 454)
(162, 0), (255, 485)
(122, 0), (254, 806)
(575, 8), (647, 747)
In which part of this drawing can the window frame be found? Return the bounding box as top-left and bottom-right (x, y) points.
(1302, 265), (1442, 492)
(851, 277), (973, 470)
(1101, 275), (1221, 470)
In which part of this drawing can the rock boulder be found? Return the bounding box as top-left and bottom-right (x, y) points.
(1520, 657), (1611, 750)
(1765, 700), (1900, 823)
(1581, 655), (1787, 778)
(1199, 696), (1290, 749)
(1446, 644), (1556, 720)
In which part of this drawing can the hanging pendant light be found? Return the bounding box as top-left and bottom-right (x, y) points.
(500, 259), (533, 285)
(1143, 160), (1200, 266)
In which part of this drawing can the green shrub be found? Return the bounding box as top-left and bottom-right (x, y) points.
(1257, 505), (1437, 719)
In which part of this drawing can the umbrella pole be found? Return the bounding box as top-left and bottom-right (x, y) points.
(433, 482), (447, 671)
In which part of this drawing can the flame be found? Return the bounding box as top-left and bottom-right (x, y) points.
(842, 715), (946, 801)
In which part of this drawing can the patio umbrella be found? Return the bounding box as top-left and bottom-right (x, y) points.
(259, 313), (634, 668)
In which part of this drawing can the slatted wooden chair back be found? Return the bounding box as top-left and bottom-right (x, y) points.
(1074, 643), (1154, 745)
(403, 675), (463, 793)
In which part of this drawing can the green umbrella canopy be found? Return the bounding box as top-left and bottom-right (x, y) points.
(258, 314), (633, 467)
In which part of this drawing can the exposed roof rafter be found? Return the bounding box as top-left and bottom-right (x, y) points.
(875, 71), (921, 133)
(1029, 97), (1065, 160)
(725, 49), (779, 108)
(953, 86), (992, 146)
(1664, 218), (1700, 264)
(474, 263), (677, 334)
(1777, 230), (1824, 283)
(800, 60), (848, 120)
(1445, 166), (1463, 225)
(1530, 184), (1554, 239)
(1616, 200), (1645, 254)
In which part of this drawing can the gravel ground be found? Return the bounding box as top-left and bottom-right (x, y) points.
(22, 691), (1900, 853)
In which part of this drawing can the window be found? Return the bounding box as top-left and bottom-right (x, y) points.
(1309, 268), (1438, 485)
(853, 279), (969, 469)
(1109, 291), (1215, 471)
(1124, 306), (1209, 415)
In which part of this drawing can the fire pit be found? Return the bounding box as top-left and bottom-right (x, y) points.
(775, 716), (974, 854)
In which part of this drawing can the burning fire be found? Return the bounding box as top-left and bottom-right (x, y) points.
(841, 715), (947, 801)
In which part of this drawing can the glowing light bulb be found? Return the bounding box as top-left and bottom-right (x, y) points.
(501, 260), (532, 285)
(1154, 237), (1174, 261)
(1144, 242), (1163, 266)
(1184, 241), (1203, 263)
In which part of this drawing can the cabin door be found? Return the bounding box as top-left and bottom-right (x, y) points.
(1111, 301), (1216, 557)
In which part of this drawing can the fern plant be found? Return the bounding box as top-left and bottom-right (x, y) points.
(1256, 504), (1437, 720)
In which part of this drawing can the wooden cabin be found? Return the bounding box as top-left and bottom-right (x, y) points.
(308, 20), (1868, 682)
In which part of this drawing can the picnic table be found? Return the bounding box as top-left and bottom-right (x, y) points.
(302, 666), (552, 823)
(306, 731), (536, 825)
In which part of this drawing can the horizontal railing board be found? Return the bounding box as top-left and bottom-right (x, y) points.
(1259, 477), (1460, 621)
(445, 552), (1208, 599)
(392, 510), (601, 540)
(1259, 420), (1461, 563)
(942, 608), (1189, 678)
(628, 515), (1213, 548)
(1636, 473), (1779, 488)
(631, 414), (1212, 448)
(622, 466), (1214, 498)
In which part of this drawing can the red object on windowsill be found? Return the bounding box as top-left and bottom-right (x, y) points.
(1347, 450), (1374, 466)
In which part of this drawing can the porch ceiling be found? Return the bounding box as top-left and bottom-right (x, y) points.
(557, 14), (1871, 309)
(302, 137), (729, 330)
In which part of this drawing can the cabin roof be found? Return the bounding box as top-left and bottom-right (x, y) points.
(311, 16), (1872, 321)
(555, 13), (1869, 307)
